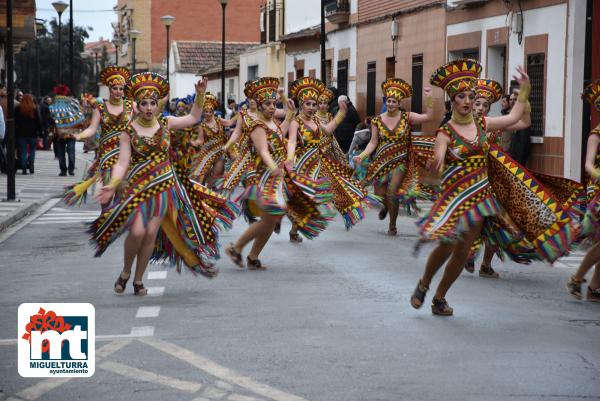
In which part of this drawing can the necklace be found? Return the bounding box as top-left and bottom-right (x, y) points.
(451, 109), (474, 125)
(135, 116), (158, 128)
(109, 98), (123, 106)
(300, 111), (313, 121)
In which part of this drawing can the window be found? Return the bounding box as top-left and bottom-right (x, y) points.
(296, 68), (304, 79)
(386, 57), (395, 79)
(367, 61), (376, 116)
(248, 65), (258, 81)
(228, 78), (235, 99)
(260, 11), (266, 44)
(411, 54), (423, 115)
(337, 59), (348, 97)
(268, 7), (276, 42)
(527, 53), (545, 136)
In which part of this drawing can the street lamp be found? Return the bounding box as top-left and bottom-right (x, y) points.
(69, 0), (74, 93)
(160, 15), (175, 84)
(52, 1), (69, 84)
(112, 37), (122, 65)
(390, 17), (399, 64)
(220, 0), (228, 115)
(93, 50), (100, 94)
(129, 29), (141, 73)
(35, 19), (46, 97)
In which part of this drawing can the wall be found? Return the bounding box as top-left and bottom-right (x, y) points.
(326, 27), (357, 104)
(358, 0), (440, 23)
(446, 3), (569, 176)
(150, 0), (261, 69)
(171, 72), (197, 99)
(284, 0), (320, 34)
(356, 6), (446, 134)
(239, 46), (269, 94)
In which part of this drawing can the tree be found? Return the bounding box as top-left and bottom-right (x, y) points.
(15, 18), (91, 97)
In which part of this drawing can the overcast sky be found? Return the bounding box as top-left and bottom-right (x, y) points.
(35, 0), (118, 42)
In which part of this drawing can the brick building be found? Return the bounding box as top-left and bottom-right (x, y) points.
(113, 0), (262, 73)
(356, 0), (446, 135)
(0, 0), (36, 86)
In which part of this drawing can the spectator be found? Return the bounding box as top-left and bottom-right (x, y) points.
(226, 99), (237, 120)
(15, 94), (42, 175)
(0, 85), (7, 119)
(333, 96), (360, 153)
(507, 89), (532, 166)
(50, 85), (81, 176)
(40, 96), (53, 150)
(0, 104), (5, 173)
(500, 94), (511, 115)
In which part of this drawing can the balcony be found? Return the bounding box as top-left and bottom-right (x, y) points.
(324, 0), (350, 25)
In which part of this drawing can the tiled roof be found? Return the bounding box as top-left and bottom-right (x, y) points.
(280, 26), (320, 42)
(199, 56), (241, 76)
(174, 41), (259, 74)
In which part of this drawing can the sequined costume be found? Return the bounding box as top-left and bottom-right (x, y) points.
(317, 111), (347, 166)
(89, 116), (238, 276)
(418, 117), (580, 263)
(191, 118), (228, 180)
(63, 67), (133, 206)
(244, 116), (333, 239)
(294, 115), (376, 228)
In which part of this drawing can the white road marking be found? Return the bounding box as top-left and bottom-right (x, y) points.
(0, 198), (60, 244)
(129, 326), (155, 337)
(0, 334), (145, 346)
(147, 286), (165, 296)
(99, 361), (203, 393)
(228, 395), (264, 401)
(202, 385), (228, 398)
(13, 341), (128, 400)
(148, 271), (168, 280)
(136, 306), (161, 318)
(190, 398), (211, 401)
(141, 338), (310, 401)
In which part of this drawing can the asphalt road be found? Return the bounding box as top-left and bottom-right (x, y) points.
(0, 200), (599, 401)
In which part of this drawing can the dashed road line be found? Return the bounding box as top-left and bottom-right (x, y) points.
(129, 326), (155, 337)
(136, 306), (161, 318)
(147, 286), (166, 296)
(148, 271), (168, 280)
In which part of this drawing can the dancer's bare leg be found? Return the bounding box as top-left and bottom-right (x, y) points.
(122, 215), (146, 277)
(387, 169), (406, 233)
(248, 212), (280, 260)
(133, 215), (163, 283)
(434, 220), (484, 299)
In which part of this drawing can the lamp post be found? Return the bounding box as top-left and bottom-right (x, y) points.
(220, 0), (228, 115)
(112, 37), (122, 66)
(390, 17), (398, 64)
(129, 29), (141, 73)
(69, 0), (74, 93)
(5, 0), (16, 200)
(93, 50), (100, 93)
(52, 1), (69, 84)
(320, 0), (326, 84)
(35, 19), (46, 97)
(160, 15), (175, 84)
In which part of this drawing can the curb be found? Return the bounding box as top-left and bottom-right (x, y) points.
(0, 156), (92, 234)
(0, 194), (57, 233)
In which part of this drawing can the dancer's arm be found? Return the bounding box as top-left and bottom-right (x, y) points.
(96, 132), (132, 204)
(286, 119), (299, 170)
(74, 108), (101, 140)
(504, 103), (531, 131)
(279, 99), (297, 136)
(431, 131), (451, 176)
(408, 87), (434, 125)
(352, 122), (380, 164)
(486, 66), (530, 132)
(323, 99), (348, 134)
(585, 133), (600, 179)
(223, 114), (243, 150)
(167, 78), (208, 130)
(250, 126), (284, 177)
(274, 88), (289, 120)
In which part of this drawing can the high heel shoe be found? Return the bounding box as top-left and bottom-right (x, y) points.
(133, 282), (148, 296)
(114, 271), (130, 294)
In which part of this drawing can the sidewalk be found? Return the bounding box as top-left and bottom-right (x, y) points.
(0, 143), (93, 232)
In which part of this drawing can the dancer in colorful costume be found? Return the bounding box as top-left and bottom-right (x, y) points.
(191, 93), (229, 188)
(65, 67), (133, 206)
(353, 78), (434, 235)
(225, 77), (333, 270)
(316, 87), (347, 166)
(410, 59), (579, 315)
(91, 74), (237, 295)
(286, 77), (376, 237)
(566, 80), (600, 302)
(169, 95), (199, 174)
